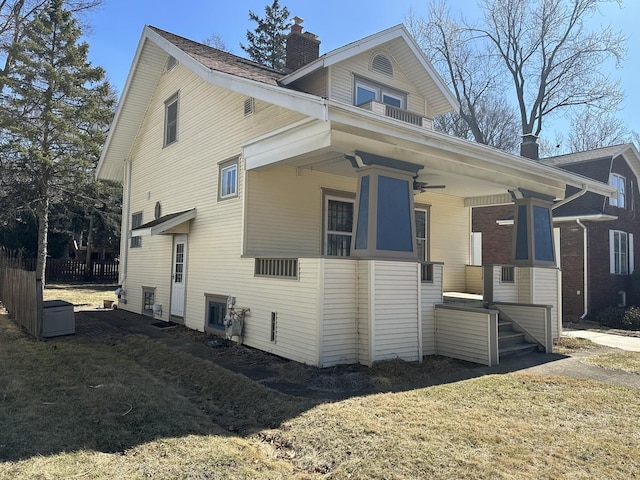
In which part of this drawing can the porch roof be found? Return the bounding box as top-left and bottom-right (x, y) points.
(242, 105), (615, 202)
(132, 208), (196, 236)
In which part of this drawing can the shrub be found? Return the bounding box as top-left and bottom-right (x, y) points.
(592, 306), (640, 330)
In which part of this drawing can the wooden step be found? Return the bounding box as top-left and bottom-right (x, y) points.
(499, 343), (538, 357)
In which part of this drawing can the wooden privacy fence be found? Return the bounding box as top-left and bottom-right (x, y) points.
(21, 258), (119, 283)
(0, 267), (43, 338)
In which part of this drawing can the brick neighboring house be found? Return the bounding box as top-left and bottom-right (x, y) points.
(473, 143), (640, 320)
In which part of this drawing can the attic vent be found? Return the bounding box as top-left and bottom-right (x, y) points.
(166, 55), (178, 71)
(244, 97), (255, 116)
(370, 53), (393, 77)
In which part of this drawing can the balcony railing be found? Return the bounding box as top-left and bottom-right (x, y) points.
(358, 100), (433, 129)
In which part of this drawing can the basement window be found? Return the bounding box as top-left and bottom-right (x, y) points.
(205, 294), (227, 330)
(142, 287), (155, 316)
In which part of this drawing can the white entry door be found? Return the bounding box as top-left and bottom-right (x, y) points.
(170, 234), (187, 317)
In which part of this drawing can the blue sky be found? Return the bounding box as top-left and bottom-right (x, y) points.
(82, 0), (639, 139)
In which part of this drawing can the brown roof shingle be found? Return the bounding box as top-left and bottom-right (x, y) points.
(149, 26), (285, 85)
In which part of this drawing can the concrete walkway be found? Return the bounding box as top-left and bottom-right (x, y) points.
(563, 329), (640, 352)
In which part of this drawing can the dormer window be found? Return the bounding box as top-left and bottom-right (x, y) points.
(354, 77), (406, 109)
(370, 53), (393, 77)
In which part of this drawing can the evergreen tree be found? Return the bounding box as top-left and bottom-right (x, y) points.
(0, 0), (114, 285)
(241, 0), (290, 70)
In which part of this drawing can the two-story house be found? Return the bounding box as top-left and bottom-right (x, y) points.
(96, 21), (613, 367)
(473, 143), (640, 320)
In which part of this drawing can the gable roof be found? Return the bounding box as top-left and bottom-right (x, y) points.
(280, 24), (459, 118)
(541, 143), (640, 179)
(539, 143), (640, 219)
(96, 25), (327, 182)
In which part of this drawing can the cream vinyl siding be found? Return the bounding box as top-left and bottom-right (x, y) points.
(372, 261), (420, 362)
(125, 234), (173, 318)
(421, 264), (443, 355)
(357, 260), (371, 364)
(421, 192), (470, 291)
(330, 50), (426, 115)
(293, 68), (328, 97)
(496, 303), (553, 351)
(321, 259), (358, 366)
(245, 166), (357, 256)
(532, 267), (562, 338)
(435, 305), (498, 366)
(121, 64), (320, 364)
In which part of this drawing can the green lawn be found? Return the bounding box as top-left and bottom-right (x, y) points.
(1, 314), (639, 479)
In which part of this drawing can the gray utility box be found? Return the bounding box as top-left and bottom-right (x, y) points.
(43, 300), (75, 337)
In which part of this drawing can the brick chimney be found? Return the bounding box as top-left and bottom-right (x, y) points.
(520, 133), (539, 160)
(285, 16), (320, 72)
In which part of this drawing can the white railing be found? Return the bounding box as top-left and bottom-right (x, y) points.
(358, 100), (432, 129)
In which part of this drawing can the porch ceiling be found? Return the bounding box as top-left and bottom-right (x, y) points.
(242, 112), (611, 201)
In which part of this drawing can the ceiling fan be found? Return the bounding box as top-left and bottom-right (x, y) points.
(413, 174), (446, 193)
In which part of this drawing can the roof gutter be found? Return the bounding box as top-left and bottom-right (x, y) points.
(552, 184), (588, 210)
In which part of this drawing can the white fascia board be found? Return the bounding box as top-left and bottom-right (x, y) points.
(242, 118), (332, 170)
(96, 28), (150, 181)
(618, 144), (640, 181)
(145, 27), (328, 120)
(327, 101), (614, 198)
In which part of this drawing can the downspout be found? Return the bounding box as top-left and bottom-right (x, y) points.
(552, 184), (588, 211)
(552, 185), (590, 319)
(119, 159), (132, 288)
(577, 219), (588, 319)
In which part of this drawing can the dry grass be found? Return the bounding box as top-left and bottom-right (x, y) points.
(2, 312), (640, 479)
(44, 283), (117, 309)
(553, 336), (598, 354)
(584, 351), (640, 374)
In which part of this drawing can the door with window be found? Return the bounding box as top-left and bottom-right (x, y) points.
(170, 234), (188, 317)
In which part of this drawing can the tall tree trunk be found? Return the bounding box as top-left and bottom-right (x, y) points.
(35, 195), (49, 289)
(84, 212), (93, 280)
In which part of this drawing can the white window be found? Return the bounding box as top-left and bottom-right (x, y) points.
(219, 158), (238, 200)
(354, 77), (406, 109)
(131, 212), (142, 248)
(610, 230), (634, 275)
(610, 173), (626, 208)
(164, 94), (178, 146)
(325, 196), (354, 256)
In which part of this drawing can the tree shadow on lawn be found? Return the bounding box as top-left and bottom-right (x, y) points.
(0, 313), (315, 462)
(0, 310), (569, 462)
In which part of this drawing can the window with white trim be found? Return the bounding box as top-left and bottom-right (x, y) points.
(610, 230), (633, 275)
(325, 196), (354, 256)
(131, 212), (142, 248)
(415, 209), (428, 261)
(610, 173), (626, 208)
(354, 77), (406, 109)
(218, 158), (238, 200)
(164, 94), (178, 146)
(324, 193), (430, 259)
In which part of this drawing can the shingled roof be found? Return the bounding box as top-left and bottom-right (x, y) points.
(541, 144), (631, 167)
(149, 26), (285, 86)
